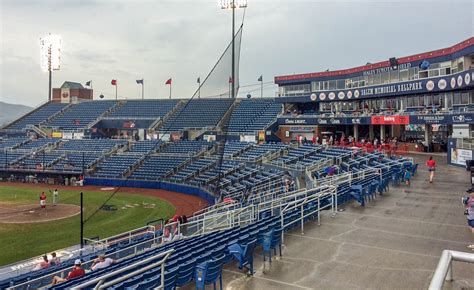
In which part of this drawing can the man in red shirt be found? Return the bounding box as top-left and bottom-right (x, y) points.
(51, 259), (85, 285)
(39, 192), (47, 209)
(426, 156), (436, 183)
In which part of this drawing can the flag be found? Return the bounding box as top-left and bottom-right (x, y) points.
(85, 81), (91, 86)
(165, 78), (172, 85)
(111, 79), (117, 86)
(197, 77), (200, 84)
(258, 75), (263, 82)
(136, 79), (144, 84)
(228, 77), (233, 84)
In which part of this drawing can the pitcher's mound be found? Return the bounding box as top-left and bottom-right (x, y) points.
(0, 204), (80, 224)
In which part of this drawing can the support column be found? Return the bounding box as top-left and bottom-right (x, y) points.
(353, 125), (359, 141)
(425, 124), (432, 151)
(391, 125), (395, 138)
(380, 125), (386, 141)
(369, 125), (374, 140)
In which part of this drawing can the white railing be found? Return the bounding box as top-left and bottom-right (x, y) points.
(74, 249), (174, 290)
(429, 250), (474, 290)
(279, 185), (337, 243)
(8, 235), (163, 289)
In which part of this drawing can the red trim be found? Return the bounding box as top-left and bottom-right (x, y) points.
(275, 37), (474, 82)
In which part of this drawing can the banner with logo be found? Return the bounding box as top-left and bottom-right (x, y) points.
(371, 115), (409, 125)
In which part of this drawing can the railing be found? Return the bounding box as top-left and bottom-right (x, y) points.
(73, 249), (174, 290)
(279, 185), (337, 243)
(428, 250), (474, 290)
(7, 234), (163, 289)
(456, 138), (474, 150)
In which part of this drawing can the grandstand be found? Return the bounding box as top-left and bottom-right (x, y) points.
(160, 99), (234, 131)
(0, 36), (473, 290)
(228, 98), (281, 134)
(44, 101), (117, 130)
(5, 102), (67, 130)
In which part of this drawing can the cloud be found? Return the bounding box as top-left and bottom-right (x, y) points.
(0, 0), (472, 105)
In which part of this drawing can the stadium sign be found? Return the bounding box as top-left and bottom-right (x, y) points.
(362, 63), (412, 76)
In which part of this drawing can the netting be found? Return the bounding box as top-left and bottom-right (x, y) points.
(192, 24), (243, 99)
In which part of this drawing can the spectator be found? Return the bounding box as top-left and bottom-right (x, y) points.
(426, 156), (436, 183)
(465, 190), (474, 250)
(34, 255), (50, 270)
(51, 259), (85, 285)
(91, 254), (117, 271)
(50, 252), (60, 267)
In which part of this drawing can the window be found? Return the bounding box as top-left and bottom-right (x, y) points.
(336, 79), (345, 90)
(461, 92), (470, 104)
(428, 69), (439, 77)
(453, 92), (461, 105)
(409, 67), (419, 80)
(418, 70), (428, 79)
(367, 75), (374, 85)
(373, 74), (381, 85)
(390, 71), (399, 83)
(400, 69), (408, 81)
(381, 72), (390, 84)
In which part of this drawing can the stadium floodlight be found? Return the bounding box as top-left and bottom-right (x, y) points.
(218, 0), (247, 9)
(40, 34), (62, 72)
(40, 34), (62, 102)
(218, 0), (247, 99)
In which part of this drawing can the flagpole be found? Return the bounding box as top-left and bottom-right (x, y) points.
(142, 80), (144, 100)
(261, 76), (263, 98)
(115, 83), (117, 100)
(169, 83), (172, 99)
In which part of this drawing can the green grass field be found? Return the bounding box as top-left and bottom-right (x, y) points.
(0, 185), (175, 266)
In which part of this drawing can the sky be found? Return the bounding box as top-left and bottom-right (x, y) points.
(0, 0), (472, 107)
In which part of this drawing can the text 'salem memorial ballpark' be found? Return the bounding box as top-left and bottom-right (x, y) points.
(0, 14), (473, 290)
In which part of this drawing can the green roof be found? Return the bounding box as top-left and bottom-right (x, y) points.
(61, 81), (84, 89)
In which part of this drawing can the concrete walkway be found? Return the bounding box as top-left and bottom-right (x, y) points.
(184, 154), (474, 290)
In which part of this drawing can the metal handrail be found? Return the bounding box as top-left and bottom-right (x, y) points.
(428, 250), (474, 290)
(74, 248), (174, 289)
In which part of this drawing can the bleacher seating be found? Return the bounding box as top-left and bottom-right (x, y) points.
(6, 102), (67, 130)
(223, 141), (253, 159)
(128, 140), (162, 154)
(129, 155), (189, 180)
(108, 99), (179, 119)
(58, 139), (127, 152)
(45, 101), (116, 130)
(160, 140), (213, 156)
(161, 99), (233, 131)
(237, 143), (287, 161)
(0, 151), (27, 168)
(0, 137), (30, 149)
(228, 99), (281, 133)
(168, 158), (217, 183)
(15, 138), (59, 151)
(52, 152), (102, 173)
(15, 152), (63, 170)
(92, 154), (143, 178)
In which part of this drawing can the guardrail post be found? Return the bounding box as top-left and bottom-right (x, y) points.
(446, 260), (453, 281)
(317, 195), (321, 225)
(300, 204), (304, 235)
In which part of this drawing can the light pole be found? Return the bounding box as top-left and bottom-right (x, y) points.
(219, 0), (247, 99)
(40, 34), (62, 102)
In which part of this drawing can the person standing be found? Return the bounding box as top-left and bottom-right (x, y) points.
(53, 189), (59, 206)
(426, 156), (436, 183)
(40, 192), (47, 209)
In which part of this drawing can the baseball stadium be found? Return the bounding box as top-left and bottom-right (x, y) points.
(1, 1), (474, 290)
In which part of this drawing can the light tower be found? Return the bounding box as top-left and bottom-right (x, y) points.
(219, 0), (247, 99)
(40, 34), (62, 102)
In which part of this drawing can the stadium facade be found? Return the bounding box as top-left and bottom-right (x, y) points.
(274, 37), (474, 152)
